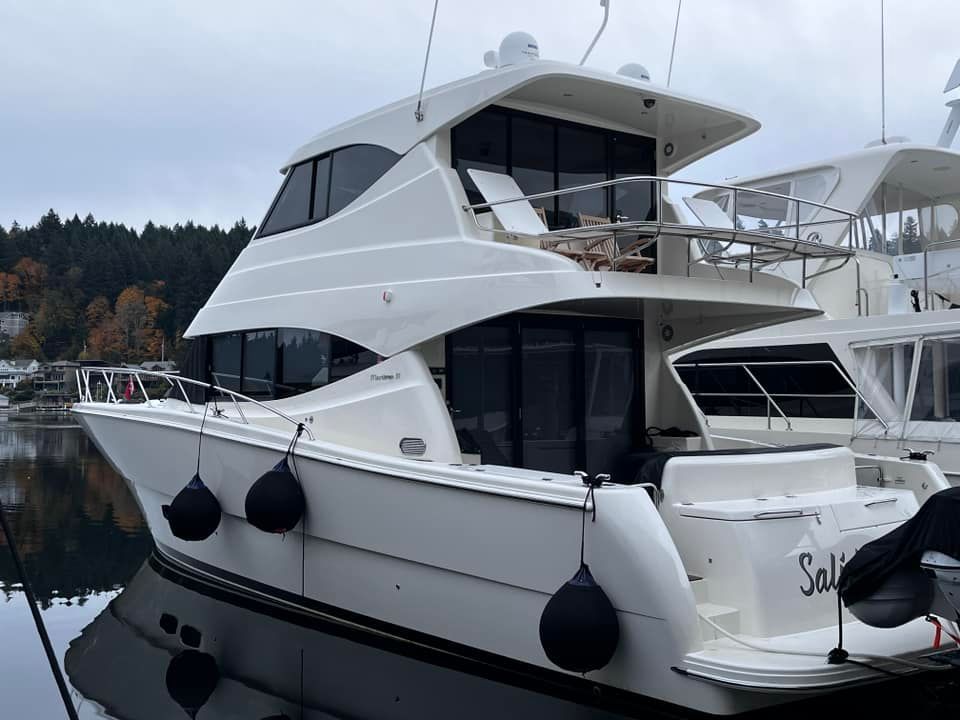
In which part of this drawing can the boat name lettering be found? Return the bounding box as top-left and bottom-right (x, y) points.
(370, 372), (400, 382)
(798, 551), (846, 597)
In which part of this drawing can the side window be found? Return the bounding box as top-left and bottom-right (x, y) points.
(209, 328), (378, 400)
(210, 333), (241, 392)
(259, 146), (399, 237)
(242, 329), (277, 396)
(278, 329), (331, 394)
(312, 155), (331, 222)
(260, 162), (313, 236)
(329, 145), (400, 215)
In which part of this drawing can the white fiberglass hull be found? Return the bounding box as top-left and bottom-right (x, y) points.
(73, 402), (949, 716)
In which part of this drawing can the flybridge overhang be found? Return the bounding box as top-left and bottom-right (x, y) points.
(283, 60), (760, 176)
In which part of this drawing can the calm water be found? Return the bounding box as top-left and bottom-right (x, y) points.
(2, 419), (960, 719)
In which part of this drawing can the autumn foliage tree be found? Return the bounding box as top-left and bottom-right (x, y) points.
(0, 210), (250, 363)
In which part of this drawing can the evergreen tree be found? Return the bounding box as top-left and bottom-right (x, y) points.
(902, 216), (921, 254)
(0, 210), (251, 363)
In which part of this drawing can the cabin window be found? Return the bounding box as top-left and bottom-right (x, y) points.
(679, 343), (855, 419)
(312, 155), (331, 221)
(206, 327), (377, 400)
(511, 115), (556, 225)
(910, 337), (960, 422)
(452, 111), (508, 207)
(452, 106), (656, 229)
(447, 324), (515, 465)
(258, 145), (400, 238)
(242, 330), (277, 396)
(210, 333), (242, 392)
(558, 125), (608, 227)
(852, 342), (914, 423)
(448, 314), (642, 480)
(328, 145), (402, 216)
(259, 161), (313, 236)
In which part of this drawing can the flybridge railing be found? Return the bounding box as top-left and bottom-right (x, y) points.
(462, 175), (860, 286)
(75, 367), (315, 441)
(674, 359), (889, 433)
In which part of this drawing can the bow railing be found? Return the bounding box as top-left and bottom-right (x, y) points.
(75, 366), (314, 440)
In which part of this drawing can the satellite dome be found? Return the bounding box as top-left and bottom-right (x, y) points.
(618, 63), (651, 82)
(498, 32), (540, 67)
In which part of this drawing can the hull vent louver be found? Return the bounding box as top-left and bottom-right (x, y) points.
(400, 437), (427, 456)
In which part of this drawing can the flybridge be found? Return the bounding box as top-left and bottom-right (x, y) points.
(463, 171), (857, 285)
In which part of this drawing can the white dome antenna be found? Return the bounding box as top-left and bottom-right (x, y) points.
(618, 63), (651, 82)
(497, 32), (539, 67)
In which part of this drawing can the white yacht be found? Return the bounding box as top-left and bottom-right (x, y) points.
(72, 30), (960, 716)
(672, 78), (960, 481)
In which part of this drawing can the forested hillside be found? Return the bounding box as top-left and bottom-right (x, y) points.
(0, 210), (251, 363)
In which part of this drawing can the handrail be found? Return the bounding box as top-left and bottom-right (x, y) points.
(674, 359), (890, 432)
(75, 367), (315, 441)
(741, 365), (792, 431)
(922, 236), (960, 310)
(463, 175), (858, 220)
(462, 175), (858, 287)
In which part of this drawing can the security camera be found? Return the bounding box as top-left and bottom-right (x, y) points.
(643, 98), (656, 109)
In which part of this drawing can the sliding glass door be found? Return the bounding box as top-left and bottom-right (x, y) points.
(448, 315), (642, 479)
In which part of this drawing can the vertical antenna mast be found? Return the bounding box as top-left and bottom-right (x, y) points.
(414, 0), (440, 122)
(667, 0), (683, 87)
(880, 0), (886, 144)
(580, 0), (611, 66)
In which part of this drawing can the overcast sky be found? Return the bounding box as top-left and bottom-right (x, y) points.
(1, 0), (958, 230)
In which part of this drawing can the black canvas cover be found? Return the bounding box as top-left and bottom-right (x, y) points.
(623, 443), (839, 489)
(839, 487), (960, 606)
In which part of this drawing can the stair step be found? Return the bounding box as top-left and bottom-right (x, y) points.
(689, 576), (709, 604)
(697, 602), (741, 641)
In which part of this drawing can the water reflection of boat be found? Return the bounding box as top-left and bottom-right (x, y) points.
(65, 554), (636, 719)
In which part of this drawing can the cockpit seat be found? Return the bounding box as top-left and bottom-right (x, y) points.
(622, 443), (841, 490)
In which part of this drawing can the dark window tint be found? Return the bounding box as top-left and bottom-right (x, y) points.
(278, 329), (330, 396)
(451, 107), (657, 232)
(329, 145), (400, 215)
(449, 325), (515, 466)
(207, 327), (377, 400)
(260, 162), (313, 236)
(210, 333), (241, 392)
(522, 326), (577, 473)
(452, 111), (508, 206)
(585, 329), (635, 476)
(242, 330), (276, 395)
(330, 336), (378, 382)
(312, 155), (331, 221)
(447, 315), (643, 480)
(612, 135), (657, 223)
(558, 126), (608, 227)
(511, 115), (556, 226)
(677, 343), (855, 419)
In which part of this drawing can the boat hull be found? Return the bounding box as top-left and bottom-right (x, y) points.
(73, 403), (945, 715)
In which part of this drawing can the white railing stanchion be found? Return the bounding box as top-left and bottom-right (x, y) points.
(76, 367), (315, 441)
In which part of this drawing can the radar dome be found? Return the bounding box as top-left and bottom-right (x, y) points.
(498, 32), (540, 66)
(618, 63), (651, 82)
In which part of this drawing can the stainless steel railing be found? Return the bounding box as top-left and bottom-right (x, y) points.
(462, 175), (859, 285)
(75, 366), (315, 440)
(674, 359), (890, 432)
